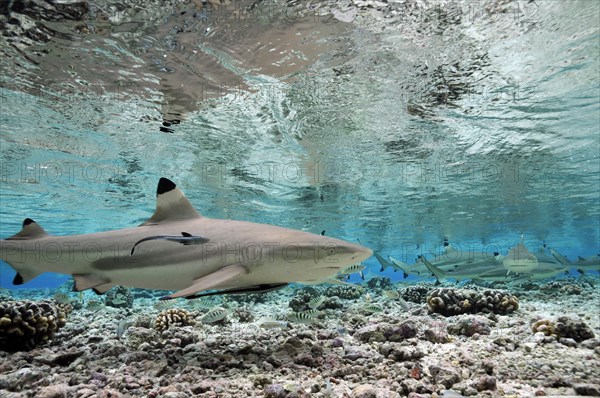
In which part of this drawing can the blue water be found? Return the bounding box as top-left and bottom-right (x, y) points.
(1, 0), (599, 292)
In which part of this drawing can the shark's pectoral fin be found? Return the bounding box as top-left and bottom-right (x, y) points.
(161, 264), (247, 300)
(140, 178), (202, 226)
(92, 283), (116, 294)
(300, 277), (356, 286)
(186, 283), (288, 299)
(73, 274), (112, 291)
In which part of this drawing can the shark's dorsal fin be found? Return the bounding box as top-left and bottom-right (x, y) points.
(141, 178), (202, 226)
(6, 218), (50, 240)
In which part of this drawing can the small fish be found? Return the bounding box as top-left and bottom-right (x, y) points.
(398, 297), (410, 311)
(154, 299), (176, 310)
(86, 299), (104, 311)
(259, 320), (289, 329)
(53, 293), (74, 304)
(186, 299), (217, 310)
(337, 263), (366, 280)
(201, 306), (228, 323)
(363, 304), (383, 313)
(116, 319), (133, 339)
(308, 296), (326, 309)
(302, 309), (322, 317)
(382, 290), (400, 300)
(287, 311), (318, 324)
(440, 390), (465, 398)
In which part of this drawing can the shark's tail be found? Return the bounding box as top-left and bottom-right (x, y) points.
(1, 218), (49, 285)
(549, 248), (572, 266)
(387, 256), (411, 279)
(374, 252), (394, 272)
(419, 256), (445, 284)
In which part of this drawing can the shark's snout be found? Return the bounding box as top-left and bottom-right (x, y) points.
(349, 244), (373, 263)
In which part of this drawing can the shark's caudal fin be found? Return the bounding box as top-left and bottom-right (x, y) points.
(549, 248), (571, 265)
(419, 256), (445, 284)
(140, 178), (202, 226)
(374, 252), (394, 272)
(3, 219), (50, 285)
(387, 256), (412, 278)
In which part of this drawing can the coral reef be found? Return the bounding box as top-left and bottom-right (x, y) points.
(154, 308), (195, 332)
(448, 316), (492, 337)
(401, 285), (431, 303)
(427, 288), (519, 316)
(0, 299), (67, 351)
(531, 317), (594, 343)
(555, 317), (595, 342)
(56, 302), (74, 317)
(532, 319), (555, 336)
(0, 274), (599, 398)
(324, 285), (363, 300)
(366, 276), (392, 290)
(354, 321), (418, 343)
(288, 293), (312, 312)
(233, 306), (254, 323)
(105, 286), (134, 308)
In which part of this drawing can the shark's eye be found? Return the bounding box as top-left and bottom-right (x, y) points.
(328, 248), (336, 255)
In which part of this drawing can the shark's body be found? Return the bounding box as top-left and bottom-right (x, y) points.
(419, 255), (509, 283)
(380, 243), (502, 279)
(420, 255), (567, 283)
(0, 178), (372, 299)
(550, 249), (600, 274)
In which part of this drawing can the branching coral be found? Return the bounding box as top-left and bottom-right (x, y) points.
(0, 299), (68, 351)
(154, 308), (195, 332)
(325, 285), (363, 300)
(427, 288), (519, 316)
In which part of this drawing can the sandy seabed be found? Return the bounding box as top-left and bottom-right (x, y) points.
(0, 277), (599, 398)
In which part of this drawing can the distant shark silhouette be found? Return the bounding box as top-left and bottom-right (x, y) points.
(0, 178), (372, 299)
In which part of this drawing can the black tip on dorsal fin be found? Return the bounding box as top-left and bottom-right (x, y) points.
(23, 218), (35, 226)
(182, 232), (192, 237)
(321, 230), (326, 236)
(13, 273), (24, 285)
(157, 178), (176, 195)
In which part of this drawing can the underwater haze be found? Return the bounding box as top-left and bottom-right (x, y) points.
(0, 0), (598, 268)
(0, 0), (599, 397)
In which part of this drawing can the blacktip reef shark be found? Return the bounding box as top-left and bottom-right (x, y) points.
(503, 235), (538, 274)
(376, 241), (502, 279)
(550, 248), (600, 274)
(419, 254), (511, 284)
(0, 178), (373, 299)
(420, 254), (568, 284)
